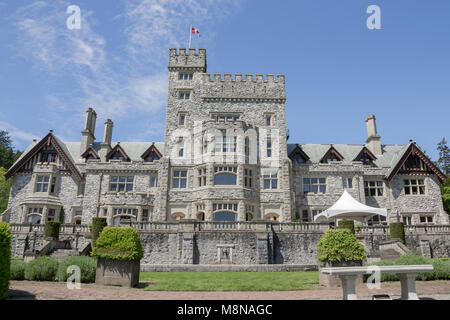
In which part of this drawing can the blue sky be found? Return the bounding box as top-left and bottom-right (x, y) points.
(0, 0), (449, 160)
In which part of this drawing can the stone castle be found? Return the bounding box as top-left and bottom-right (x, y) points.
(2, 48), (449, 266)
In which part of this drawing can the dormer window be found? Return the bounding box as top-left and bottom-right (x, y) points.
(289, 145), (310, 164)
(320, 146), (344, 163)
(141, 144), (162, 162)
(354, 147), (377, 167)
(106, 144), (130, 162)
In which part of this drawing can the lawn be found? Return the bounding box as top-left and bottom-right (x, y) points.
(140, 271), (319, 291)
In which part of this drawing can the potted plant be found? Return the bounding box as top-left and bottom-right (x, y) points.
(91, 226), (143, 287)
(317, 228), (366, 287)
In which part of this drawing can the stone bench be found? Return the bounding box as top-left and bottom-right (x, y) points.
(320, 265), (434, 300)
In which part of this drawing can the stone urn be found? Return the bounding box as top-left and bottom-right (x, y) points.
(318, 260), (363, 288)
(95, 258), (140, 288)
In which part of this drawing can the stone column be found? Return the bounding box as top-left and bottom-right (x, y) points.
(42, 205), (48, 224)
(107, 206), (113, 225)
(137, 207), (143, 222)
(396, 273), (419, 300)
(22, 205), (28, 223)
(340, 275), (358, 300)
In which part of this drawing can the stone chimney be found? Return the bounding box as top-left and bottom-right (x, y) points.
(80, 108), (97, 155)
(99, 119), (113, 162)
(365, 114), (382, 155)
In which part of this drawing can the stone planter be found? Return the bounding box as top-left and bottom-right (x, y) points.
(319, 260), (363, 287)
(95, 258), (140, 287)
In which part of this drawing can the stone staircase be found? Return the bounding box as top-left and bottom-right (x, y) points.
(49, 249), (79, 262)
(379, 239), (411, 260)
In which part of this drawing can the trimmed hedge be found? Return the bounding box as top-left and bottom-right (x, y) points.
(91, 227), (143, 261)
(338, 220), (355, 234)
(10, 260), (26, 280)
(366, 254), (450, 282)
(44, 221), (61, 239)
(389, 222), (405, 244)
(317, 228), (366, 262)
(92, 217), (108, 247)
(24, 256), (59, 281)
(59, 207), (65, 224)
(0, 221), (11, 300)
(57, 256), (97, 283)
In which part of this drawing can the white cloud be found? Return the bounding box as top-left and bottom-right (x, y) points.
(0, 121), (39, 145)
(9, 0), (242, 141)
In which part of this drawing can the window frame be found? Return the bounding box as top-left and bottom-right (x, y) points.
(303, 177), (326, 194)
(364, 180), (384, 197)
(172, 169), (188, 189)
(109, 175), (134, 193)
(403, 179), (426, 196)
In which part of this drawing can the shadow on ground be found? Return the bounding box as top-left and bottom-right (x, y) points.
(8, 289), (37, 300)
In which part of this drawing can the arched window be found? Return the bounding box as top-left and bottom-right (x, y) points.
(213, 211), (236, 221)
(265, 213), (279, 221)
(214, 167), (237, 185)
(246, 213), (253, 221)
(172, 213), (185, 221)
(112, 208), (138, 226)
(28, 214), (41, 224)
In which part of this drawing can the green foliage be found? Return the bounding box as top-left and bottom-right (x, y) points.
(59, 207), (65, 224)
(338, 219), (355, 234)
(0, 167), (12, 215)
(0, 221), (11, 300)
(317, 229), (366, 262)
(0, 131), (22, 170)
(436, 137), (449, 175)
(44, 221), (61, 239)
(10, 260), (26, 280)
(91, 227), (143, 261)
(24, 256), (59, 281)
(57, 256), (97, 283)
(295, 211), (300, 222)
(91, 217), (108, 247)
(442, 184), (450, 214)
(389, 222), (405, 244)
(367, 254), (450, 282)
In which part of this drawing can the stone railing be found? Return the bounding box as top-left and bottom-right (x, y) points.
(272, 222), (330, 232)
(355, 225), (390, 235)
(404, 225), (450, 235)
(9, 223), (91, 234)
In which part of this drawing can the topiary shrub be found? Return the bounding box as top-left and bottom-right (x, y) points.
(59, 207), (65, 224)
(338, 219), (355, 234)
(91, 227), (143, 261)
(317, 229), (366, 262)
(57, 256), (97, 283)
(44, 221), (61, 239)
(0, 221), (11, 300)
(91, 217), (108, 247)
(10, 260), (26, 280)
(24, 256), (59, 281)
(389, 222), (405, 244)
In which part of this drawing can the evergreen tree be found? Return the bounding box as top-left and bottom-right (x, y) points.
(436, 137), (450, 175)
(0, 131), (22, 170)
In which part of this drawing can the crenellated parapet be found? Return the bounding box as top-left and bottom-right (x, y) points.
(200, 73), (285, 102)
(168, 48), (206, 72)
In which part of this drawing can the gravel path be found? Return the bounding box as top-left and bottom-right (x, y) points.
(8, 280), (450, 300)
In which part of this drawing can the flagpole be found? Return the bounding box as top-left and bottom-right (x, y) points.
(188, 24), (192, 49)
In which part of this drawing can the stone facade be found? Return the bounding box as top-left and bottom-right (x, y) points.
(2, 48), (449, 265)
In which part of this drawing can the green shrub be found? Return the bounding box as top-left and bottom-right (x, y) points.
(24, 256), (59, 281)
(424, 258), (450, 280)
(389, 222), (405, 244)
(59, 207), (65, 224)
(10, 260), (26, 280)
(394, 254), (432, 281)
(338, 220), (355, 234)
(44, 221), (61, 239)
(317, 229), (366, 262)
(57, 256), (97, 283)
(91, 227), (143, 261)
(91, 217), (108, 247)
(364, 260), (398, 282)
(0, 221), (11, 300)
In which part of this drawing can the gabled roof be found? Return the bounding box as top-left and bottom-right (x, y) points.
(386, 142), (446, 182)
(288, 144), (310, 162)
(320, 145), (344, 163)
(141, 143), (163, 160)
(5, 132), (82, 181)
(353, 146), (377, 162)
(80, 146), (100, 160)
(106, 143), (131, 162)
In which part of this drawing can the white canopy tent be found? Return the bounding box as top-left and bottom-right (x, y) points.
(313, 190), (387, 223)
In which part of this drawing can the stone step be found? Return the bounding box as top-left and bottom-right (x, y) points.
(49, 249), (79, 262)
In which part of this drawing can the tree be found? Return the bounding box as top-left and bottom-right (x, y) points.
(436, 137), (450, 175)
(0, 167), (12, 214)
(0, 131), (22, 170)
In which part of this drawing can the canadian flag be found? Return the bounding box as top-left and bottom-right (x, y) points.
(192, 27), (200, 37)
